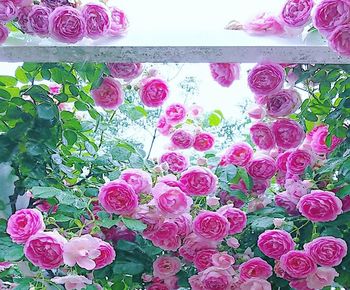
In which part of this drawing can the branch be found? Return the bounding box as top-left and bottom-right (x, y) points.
(146, 108), (162, 160)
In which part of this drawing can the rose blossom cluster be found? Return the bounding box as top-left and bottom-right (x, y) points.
(0, 0), (128, 45)
(209, 63), (241, 87)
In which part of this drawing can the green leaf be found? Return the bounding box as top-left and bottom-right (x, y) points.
(335, 126), (347, 138)
(22, 63), (39, 72)
(304, 110), (318, 122)
(0, 236), (24, 261)
(63, 130), (78, 146)
(97, 218), (120, 229)
(122, 217), (147, 232)
(31, 186), (63, 199)
(113, 261), (144, 275)
(0, 88), (11, 100)
(0, 76), (17, 87)
(75, 101), (89, 111)
(208, 111), (222, 127)
(251, 217), (274, 231)
(37, 103), (58, 121)
(337, 185), (350, 198)
(15, 67), (29, 83)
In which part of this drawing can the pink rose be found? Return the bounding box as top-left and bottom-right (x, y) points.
(212, 252), (235, 269)
(7, 209), (45, 244)
(179, 166), (217, 196)
(285, 178), (310, 200)
(239, 257), (273, 280)
(200, 266), (233, 290)
(297, 190), (342, 222)
(82, 3), (111, 39)
(306, 267), (339, 289)
(280, 250), (317, 278)
(189, 104), (203, 118)
(24, 231), (66, 269)
(274, 260), (294, 281)
(206, 195), (220, 208)
(222, 142), (254, 167)
(0, 0), (17, 22)
(28, 5), (50, 37)
(49, 83), (61, 95)
(93, 241), (116, 270)
(51, 275), (92, 290)
(342, 195), (350, 212)
(265, 89), (301, 117)
(329, 24), (350, 57)
(41, 0), (72, 9)
(244, 13), (285, 36)
(142, 273), (153, 282)
(209, 63), (240, 87)
(160, 151), (188, 173)
(258, 229), (295, 259)
(147, 282), (168, 290)
(164, 103), (187, 125)
(170, 129), (194, 149)
(108, 7), (128, 36)
(98, 180), (138, 216)
(193, 211), (230, 242)
(275, 192), (299, 215)
(193, 132), (215, 152)
(107, 63), (142, 81)
(147, 221), (181, 251)
(91, 77), (124, 110)
(240, 278), (272, 290)
(173, 214), (192, 237)
(250, 122), (275, 150)
(139, 78), (169, 107)
(312, 0), (350, 37)
(251, 179), (270, 196)
(153, 256), (181, 279)
(246, 155), (277, 180)
(49, 6), (86, 43)
(34, 200), (58, 213)
(248, 63), (285, 95)
(272, 118), (305, 150)
(248, 106), (265, 119)
(194, 248), (218, 271)
(307, 125), (343, 154)
(17, 6), (33, 34)
(157, 115), (172, 136)
(217, 205), (247, 235)
(276, 151), (292, 172)
(0, 24), (9, 45)
(289, 279), (313, 290)
(226, 237), (240, 248)
(281, 0), (314, 27)
(286, 149), (312, 175)
(304, 236), (347, 267)
(120, 169), (152, 195)
(179, 233), (217, 261)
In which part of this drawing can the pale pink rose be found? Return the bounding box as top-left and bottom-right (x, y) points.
(164, 103), (187, 125)
(280, 250), (317, 278)
(91, 77), (124, 109)
(189, 275), (204, 290)
(307, 125), (343, 154)
(239, 257), (273, 280)
(248, 106), (265, 119)
(227, 237), (240, 248)
(179, 166), (217, 196)
(297, 190), (342, 222)
(27, 5), (50, 37)
(98, 180), (138, 216)
(0, 24), (9, 45)
(194, 248), (218, 271)
(275, 192), (299, 215)
(209, 63), (240, 87)
(285, 178), (310, 200)
(212, 252), (235, 269)
(193, 211), (230, 242)
(173, 213), (192, 237)
(312, 0), (350, 37)
(197, 157), (208, 166)
(273, 218), (284, 229)
(24, 231), (66, 269)
(304, 236), (347, 267)
(286, 149), (312, 175)
(82, 3), (111, 39)
(170, 129), (194, 149)
(289, 279), (313, 290)
(120, 169), (152, 195)
(49, 6), (86, 43)
(0, 0), (17, 22)
(189, 104), (204, 118)
(286, 70), (298, 86)
(160, 151), (188, 173)
(306, 267), (339, 289)
(265, 89), (301, 117)
(329, 24), (350, 57)
(164, 275), (178, 289)
(0, 262), (12, 272)
(193, 132), (215, 151)
(222, 142), (254, 167)
(17, 6), (33, 34)
(93, 241), (116, 270)
(248, 63), (285, 96)
(142, 273), (153, 282)
(200, 266), (233, 290)
(51, 275), (92, 290)
(246, 155), (277, 180)
(271, 118), (305, 150)
(108, 7), (128, 36)
(258, 229), (295, 259)
(244, 13), (285, 36)
(250, 122), (275, 150)
(107, 63), (143, 81)
(206, 195), (220, 208)
(157, 115), (172, 136)
(276, 151), (292, 172)
(281, 0), (313, 27)
(217, 205), (247, 235)
(7, 209), (45, 244)
(146, 221), (181, 251)
(153, 256), (181, 279)
(179, 233), (217, 261)
(240, 278), (272, 290)
(139, 77), (169, 107)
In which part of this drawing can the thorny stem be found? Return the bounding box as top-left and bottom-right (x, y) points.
(147, 108), (162, 159)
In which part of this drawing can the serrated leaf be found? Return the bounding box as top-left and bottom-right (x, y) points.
(122, 217), (146, 232)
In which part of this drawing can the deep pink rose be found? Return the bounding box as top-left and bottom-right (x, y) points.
(307, 125), (343, 154)
(0, 0), (17, 22)
(157, 115), (172, 136)
(239, 257), (273, 280)
(153, 256), (181, 279)
(170, 129), (194, 149)
(265, 89), (301, 117)
(107, 63), (142, 81)
(275, 192), (299, 215)
(160, 151), (188, 173)
(306, 267), (339, 289)
(91, 77), (124, 109)
(276, 151), (292, 172)
(147, 282), (168, 290)
(329, 24), (350, 57)
(274, 260), (295, 281)
(7, 209), (45, 244)
(248, 63), (285, 95)
(312, 0), (350, 37)
(164, 103), (187, 125)
(34, 200), (58, 214)
(49, 6), (86, 43)
(179, 233), (217, 261)
(240, 278), (272, 290)
(250, 122), (275, 150)
(219, 191), (245, 208)
(258, 229), (295, 259)
(193, 211), (230, 242)
(209, 63), (240, 87)
(280, 250), (317, 278)
(120, 169), (152, 195)
(304, 236), (347, 267)
(93, 241), (116, 270)
(297, 190), (342, 222)
(272, 118), (305, 150)
(147, 221), (181, 251)
(98, 180), (138, 216)
(82, 3), (111, 39)
(108, 7), (128, 36)
(286, 149), (312, 175)
(28, 5), (50, 37)
(101, 226), (136, 243)
(193, 248), (218, 271)
(200, 266), (233, 290)
(24, 231), (66, 269)
(173, 213), (192, 237)
(246, 155), (277, 180)
(179, 166), (217, 196)
(281, 0), (314, 27)
(0, 24), (9, 45)
(17, 6), (33, 34)
(222, 142), (254, 167)
(217, 205), (247, 235)
(193, 132), (215, 152)
(342, 195), (350, 212)
(244, 13), (285, 36)
(289, 279), (313, 290)
(139, 78), (169, 107)
(212, 252), (235, 269)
